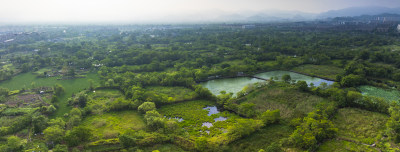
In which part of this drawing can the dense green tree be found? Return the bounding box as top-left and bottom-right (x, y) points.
(296, 80), (309, 91)
(386, 102), (400, 143)
(52, 144), (68, 152)
(6, 136), (23, 152)
(53, 84), (65, 96)
(144, 110), (165, 131)
(195, 137), (208, 151)
(65, 127), (92, 147)
(32, 114), (48, 133)
(340, 74), (365, 87)
(138, 102), (156, 113)
(47, 105), (57, 114)
(44, 126), (64, 145)
(238, 103), (257, 117)
(282, 74), (291, 83)
(48, 118), (66, 128)
(77, 93), (88, 108)
(288, 108), (337, 150)
(261, 109), (280, 124)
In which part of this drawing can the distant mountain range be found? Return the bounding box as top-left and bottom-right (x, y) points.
(317, 6), (400, 19)
(184, 6), (400, 23)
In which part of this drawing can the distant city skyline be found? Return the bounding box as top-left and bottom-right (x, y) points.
(1, 0), (400, 23)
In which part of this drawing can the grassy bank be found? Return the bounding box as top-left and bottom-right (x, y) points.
(291, 64), (343, 80)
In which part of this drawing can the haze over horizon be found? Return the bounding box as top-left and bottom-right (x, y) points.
(1, 0), (400, 24)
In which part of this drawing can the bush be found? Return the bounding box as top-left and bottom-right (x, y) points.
(5, 136), (23, 152)
(107, 98), (135, 111)
(53, 144), (68, 152)
(53, 84), (65, 96)
(227, 119), (263, 141)
(65, 127), (92, 147)
(238, 103), (257, 117)
(44, 125), (64, 145)
(194, 85), (215, 100)
(138, 102), (156, 113)
(386, 102), (400, 143)
(288, 107), (338, 150)
(340, 74), (365, 87)
(282, 74), (291, 83)
(265, 142), (282, 152)
(144, 110), (165, 131)
(261, 109), (280, 125)
(296, 80), (309, 91)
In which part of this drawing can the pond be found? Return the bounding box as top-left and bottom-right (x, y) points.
(200, 71), (334, 96)
(202, 106), (228, 128)
(200, 77), (264, 96)
(203, 106), (220, 116)
(358, 85), (400, 102)
(165, 116), (184, 122)
(254, 71), (334, 87)
(202, 122), (213, 128)
(214, 116), (227, 122)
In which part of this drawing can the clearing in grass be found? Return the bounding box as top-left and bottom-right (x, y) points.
(145, 86), (197, 103)
(333, 108), (388, 145)
(79, 110), (145, 140)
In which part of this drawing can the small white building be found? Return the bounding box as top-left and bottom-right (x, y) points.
(397, 24), (400, 32)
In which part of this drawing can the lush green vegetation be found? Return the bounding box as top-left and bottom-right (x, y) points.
(358, 85), (400, 102)
(0, 24), (400, 151)
(79, 111), (145, 140)
(227, 124), (293, 152)
(333, 108), (388, 144)
(230, 82), (329, 120)
(145, 86), (197, 103)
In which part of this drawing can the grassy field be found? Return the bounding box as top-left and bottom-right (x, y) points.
(291, 64), (344, 80)
(145, 86), (197, 102)
(0, 72), (100, 117)
(86, 89), (124, 113)
(234, 82), (329, 120)
(79, 111), (145, 140)
(333, 108), (388, 144)
(227, 124), (293, 152)
(88, 89), (123, 100)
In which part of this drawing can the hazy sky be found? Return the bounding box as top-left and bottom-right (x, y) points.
(1, 0), (400, 23)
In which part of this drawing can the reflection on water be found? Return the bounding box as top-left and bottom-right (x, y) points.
(203, 106), (219, 116)
(201, 106), (228, 130)
(164, 116), (184, 122)
(214, 116), (227, 122)
(202, 122), (213, 128)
